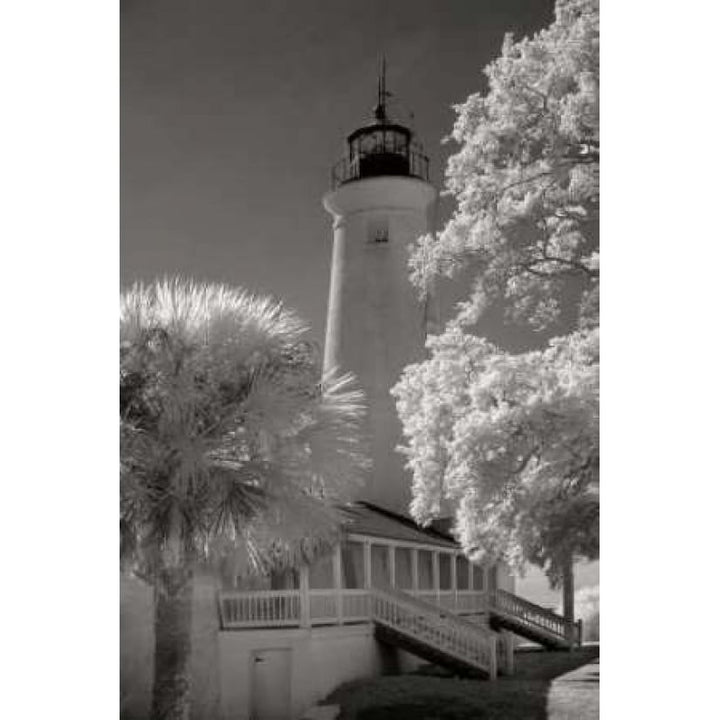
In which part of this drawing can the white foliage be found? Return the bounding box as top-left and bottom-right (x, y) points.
(409, 0), (599, 332)
(394, 0), (599, 584)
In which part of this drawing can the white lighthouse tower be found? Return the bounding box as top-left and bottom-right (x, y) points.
(322, 64), (437, 514)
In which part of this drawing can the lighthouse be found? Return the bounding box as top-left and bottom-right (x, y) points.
(322, 63), (437, 514)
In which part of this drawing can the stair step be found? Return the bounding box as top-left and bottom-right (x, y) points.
(486, 589), (577, 650)
(489, 614), (572, 650)
(370, 588), (496, 679)
(374, 625), (490, 679)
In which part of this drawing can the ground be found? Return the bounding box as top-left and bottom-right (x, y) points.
(324, 646), (600, 720)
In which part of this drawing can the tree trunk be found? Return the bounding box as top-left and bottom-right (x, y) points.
(151, 510), (194, 720)
(562, 553), (575, 650)
(151, 562), (194, 720)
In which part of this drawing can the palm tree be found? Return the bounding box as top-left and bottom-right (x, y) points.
(120, 278), (367, 720)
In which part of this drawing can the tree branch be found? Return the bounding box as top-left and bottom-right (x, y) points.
(519, 256), (598, 279)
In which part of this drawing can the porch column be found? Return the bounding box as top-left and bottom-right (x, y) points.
(432, 551), (440, 605)
(363, 541), (372, 589)
(450, 553), (458, 611)
(502, 630), (515, 675)
(388, 545), (396, 589)
(333, 544), (343, 625)
(468, 561), (474, 592)
(299, 564), (310, 628)
(489, 634), (498, 681)
(484, 565), (492, 613)
(411, 548), (419, 593)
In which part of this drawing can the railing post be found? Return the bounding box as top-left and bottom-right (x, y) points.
(502, 630), (514, 675)
(388, 545), (396, 589)
(333, 544), (343, 625)
(576, 619), (583, 647)
(299, 564), (310, 628)
(489, 634), (498, 681)
(485, 566), (493, 614)
(450, 553), (458, 612)
(363, 541), (372, 590)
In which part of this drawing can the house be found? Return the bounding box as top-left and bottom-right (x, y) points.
(120, 66), (580, 720)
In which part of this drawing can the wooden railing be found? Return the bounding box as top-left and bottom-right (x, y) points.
(342, 590), (372, 622)
(413, 591), (437, 606)
(218, 588), (487, 630)
(397, 590), (491, 635)
(411, 590), (486, 614)
(488, 589), (581, 645)
(309, 591), (338, 624)
(219, 589), (372, 629)
(370, 587), (497, 679)
(455, 591), (487, 613)
(219, 590), (301, 628)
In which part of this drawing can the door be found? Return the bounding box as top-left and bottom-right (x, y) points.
(251, 648), (292, 720)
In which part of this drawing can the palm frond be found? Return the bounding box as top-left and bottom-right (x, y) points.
(120, 278), (368, 580)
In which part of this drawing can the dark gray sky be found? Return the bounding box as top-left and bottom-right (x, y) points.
(121, 0), (555, 347)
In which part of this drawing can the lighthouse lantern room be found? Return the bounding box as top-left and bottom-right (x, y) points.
(330, 59), (430, 189)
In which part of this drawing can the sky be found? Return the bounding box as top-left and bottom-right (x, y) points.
(121, 0), (556, 348)
(121, 0), (596, 602)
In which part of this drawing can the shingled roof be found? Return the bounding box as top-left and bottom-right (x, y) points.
(339, 501), (458, 549)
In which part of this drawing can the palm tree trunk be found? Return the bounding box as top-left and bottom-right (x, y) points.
(562, 553), (575, 649)
(151, 511), (194, 720)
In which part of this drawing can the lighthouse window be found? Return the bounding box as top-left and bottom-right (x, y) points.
(368, 217), (389, 243)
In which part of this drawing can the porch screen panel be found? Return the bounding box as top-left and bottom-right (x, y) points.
(270, 568), (299, 590)
(489, 564), (498, 591)
(341, 541), (365, 589)
(472, 564), (484, 590)
(456, 557), (469, 590)
(309, 552), (334, 589)
(395, 547), (413, 589)
(235, 573), (270, 591)
(439, 554), (452, 590)
(418, 550), (433, 590)
(371, 544), (390, 587)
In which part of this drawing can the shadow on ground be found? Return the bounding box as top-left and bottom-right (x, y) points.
(324, 646), (600, 720)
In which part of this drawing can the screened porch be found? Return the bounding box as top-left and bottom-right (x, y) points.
(218, 534), (496, 630)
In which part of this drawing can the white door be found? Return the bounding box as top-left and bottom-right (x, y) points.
(251, 648), (292, 720)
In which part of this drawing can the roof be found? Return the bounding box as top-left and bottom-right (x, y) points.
(347, 121), (411, 143)
(338, 501), (459, 550)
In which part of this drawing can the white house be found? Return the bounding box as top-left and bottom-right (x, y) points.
(120, 68), (580, 720)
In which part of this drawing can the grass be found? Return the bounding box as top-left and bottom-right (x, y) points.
(324, 646), (599, 720)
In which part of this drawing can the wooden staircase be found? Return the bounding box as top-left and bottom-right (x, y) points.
(370, 587), (498, 679)
(486, 589), (581, 650)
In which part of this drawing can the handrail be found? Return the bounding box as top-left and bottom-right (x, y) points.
(370, 587), (496, 678)
(219, 589), (301, 628)
(488, 589), (575, 640)
(389, 588), (493, 638)
(219, 589), (300, 598)
(218, 586), (489, 629)
(455, 590), (487, 613)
